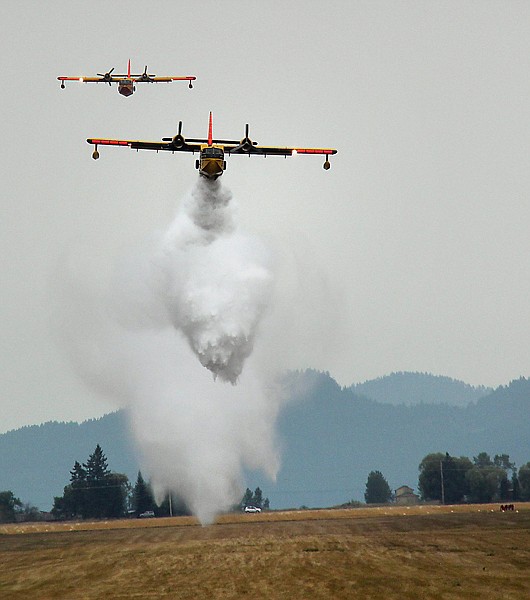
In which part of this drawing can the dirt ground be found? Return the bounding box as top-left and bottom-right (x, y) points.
(0, 503), (529, 599)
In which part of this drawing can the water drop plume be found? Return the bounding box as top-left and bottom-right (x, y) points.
(157, 176), (273, 384)
(56, 177), (281, 524)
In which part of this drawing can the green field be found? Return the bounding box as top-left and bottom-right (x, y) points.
(1, 504), (529, 599)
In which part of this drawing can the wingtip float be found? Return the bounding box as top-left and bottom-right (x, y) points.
(87, 113), (337, 178)
(58, 60), (196, 96)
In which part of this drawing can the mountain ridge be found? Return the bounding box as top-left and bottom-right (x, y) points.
(348, 371), (493, 406)
(1, 371), (528, 511)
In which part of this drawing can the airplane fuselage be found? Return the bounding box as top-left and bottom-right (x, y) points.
(118, 79), (135, 97)
(197, 145), (225, 179)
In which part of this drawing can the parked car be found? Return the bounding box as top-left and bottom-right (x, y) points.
(244, 506), (261, 513)
(138, 510), (155, 518)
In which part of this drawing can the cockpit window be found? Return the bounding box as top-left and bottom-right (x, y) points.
(203, 148), (223, 158)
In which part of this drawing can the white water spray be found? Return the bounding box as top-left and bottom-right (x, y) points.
(157, 177), (273, 383)
(57, 177), (281, 524)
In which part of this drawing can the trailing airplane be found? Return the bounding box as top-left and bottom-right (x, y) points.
(87, 112), (337, 177)
(58, 60), (196, 97)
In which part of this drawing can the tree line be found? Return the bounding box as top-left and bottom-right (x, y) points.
(364, 451), (530, 505)
(2, 445), (529, 522)
(418, 451), (530, 504)
(240, 487), (270, 510)
(0, 444), (271, 523)
(50, 444), (195, 520)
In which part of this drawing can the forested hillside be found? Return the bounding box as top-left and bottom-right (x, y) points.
(0, 412), (139, 511)
(1, 371), (528, 511)
(246, 371), (530, 507)
(350, 372), (492, 406)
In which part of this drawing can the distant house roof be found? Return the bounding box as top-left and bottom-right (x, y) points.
(396, 485), (415, 495)
(395, 485), (420, 505)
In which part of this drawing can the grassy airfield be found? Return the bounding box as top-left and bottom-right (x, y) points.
(1, 503), (529, 599)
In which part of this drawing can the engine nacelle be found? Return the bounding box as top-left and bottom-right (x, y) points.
(323, 159), (330, 170)
(172, 134), (185, 149)
(92, 150), (100, 160)
(240, 137), (253, 152)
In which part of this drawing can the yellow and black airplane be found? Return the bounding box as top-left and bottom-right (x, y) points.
(87, 113), (337, 178)
(58, 60), (196, 97)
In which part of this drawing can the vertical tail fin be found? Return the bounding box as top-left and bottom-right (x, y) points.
(127, 59), (131, 78)
(208, 112), (213, 146)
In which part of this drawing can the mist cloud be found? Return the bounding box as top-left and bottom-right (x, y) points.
(57, 177), (281, 524)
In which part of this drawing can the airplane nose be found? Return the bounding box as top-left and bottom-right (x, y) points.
(201, 159), (224, 179)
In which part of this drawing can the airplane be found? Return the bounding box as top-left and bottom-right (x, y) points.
(87, 112), (337, 178)
(58, 60), (196, 97)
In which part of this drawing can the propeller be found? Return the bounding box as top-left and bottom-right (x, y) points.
(162, 121), (186, 148)
(97, 67), (115, 85)
(140, 65), (153, 82)
(230, 124), (256, 153)
(172, 121), (185, 147)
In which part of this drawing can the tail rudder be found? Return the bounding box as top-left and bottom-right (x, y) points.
(208, 111), (213, 146)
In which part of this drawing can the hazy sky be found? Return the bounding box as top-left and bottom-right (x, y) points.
(1, 1), (530, 432)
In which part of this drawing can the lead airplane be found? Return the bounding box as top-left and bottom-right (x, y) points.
(58, 60), (196, 97)
(87, 112), (337, 177)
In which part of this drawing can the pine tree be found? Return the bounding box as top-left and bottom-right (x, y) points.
(69, 461), (87, 517)
(70, 461), (87, 483)
(133, 472), (156, 516)
(83, 444), (110, 483)
(82, 444), (110, 518)
(239, 487), (269, 510)
(253, 487), (263, 509)
(53, 446), (129, 520)
(241, 488), (253, 509)
(364, 471), (392, 504)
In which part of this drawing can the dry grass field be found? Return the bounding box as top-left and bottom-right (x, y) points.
(1, 503), (529, 599)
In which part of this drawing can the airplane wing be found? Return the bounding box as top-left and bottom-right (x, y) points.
(218, 123), (337, 157)
(139, 76), (196, 82)
(129, 76), (196, 84)
(57, 76), (125, 83)
(86, 138), (202, 153)
(227, 145), (337, 157)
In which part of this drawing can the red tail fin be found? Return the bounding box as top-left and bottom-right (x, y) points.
(208, 112), (213, 146)
(127, 59), (131, 78)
